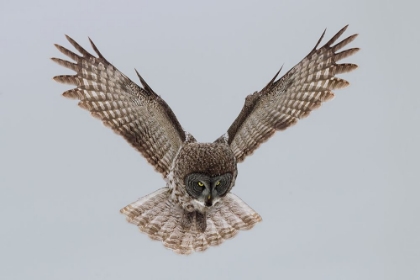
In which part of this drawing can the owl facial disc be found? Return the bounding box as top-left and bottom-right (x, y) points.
(185, 173), (233, 207)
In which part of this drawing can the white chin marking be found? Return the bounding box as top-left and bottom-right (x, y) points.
(191, 200), (206, 212)
(196, 200), (205, 206)
(193, 197), (221, 211)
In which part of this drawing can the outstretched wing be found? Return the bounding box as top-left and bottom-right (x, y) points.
(52, 36), (186, 176)
(221, 25), (359, 162)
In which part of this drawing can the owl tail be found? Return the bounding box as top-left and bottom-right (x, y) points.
(120, 188), (262, 255)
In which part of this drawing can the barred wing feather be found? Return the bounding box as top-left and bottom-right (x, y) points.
(223, 25), (359, 162)
(52, 36), (186, 176)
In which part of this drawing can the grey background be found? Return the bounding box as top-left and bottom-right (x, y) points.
(1, 0), (419, 279)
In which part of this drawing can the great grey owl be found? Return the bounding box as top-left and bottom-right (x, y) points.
(52, 25), (359, 254)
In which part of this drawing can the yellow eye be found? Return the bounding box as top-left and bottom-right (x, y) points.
(197, 181), (204, 187)
(215, 181), (220, 186)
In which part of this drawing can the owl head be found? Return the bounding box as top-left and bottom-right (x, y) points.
(172, 142), (238, 212)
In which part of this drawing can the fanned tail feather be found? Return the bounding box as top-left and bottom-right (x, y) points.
(120, 189), (262, 255)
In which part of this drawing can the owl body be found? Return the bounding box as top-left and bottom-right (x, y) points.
(120, 141), (260, 254)
(52, 25), (359, 254)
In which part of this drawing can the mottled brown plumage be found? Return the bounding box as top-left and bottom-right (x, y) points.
(223, 25), (359, 162)
(52, 37), (185, 176)
(52, 25), (359, 255)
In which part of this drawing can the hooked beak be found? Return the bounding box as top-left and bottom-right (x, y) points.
(205, 194), (212, 207)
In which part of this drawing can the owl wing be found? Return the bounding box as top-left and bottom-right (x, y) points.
(219, 25), (359, 162)
(52, 36), (186, 176)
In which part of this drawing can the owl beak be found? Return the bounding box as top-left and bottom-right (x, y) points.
(205, 194), (212, 207)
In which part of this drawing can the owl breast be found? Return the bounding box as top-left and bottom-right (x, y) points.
(168, 142), (238, 213)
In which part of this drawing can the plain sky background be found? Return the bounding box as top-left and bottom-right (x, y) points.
(1, 0), (419, 279)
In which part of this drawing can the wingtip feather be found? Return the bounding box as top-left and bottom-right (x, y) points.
(53, 43), (81, 62)
(324, 25), (349, 47)
(313, 28), (327, 50)
(332, 33), (359, 52)
(65, 34), (94, 58)
(53, 75), (79, 85)
(262, 65), (283, 92)
(88, 37), (106, 60)
(51, 57), (78, 72)
(62, 88), (81, 99)
(135, 68), (157, 96)
(329, 77), (349, 89)
(335, 48), (360, 62)
(335, 63), (358, 74)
